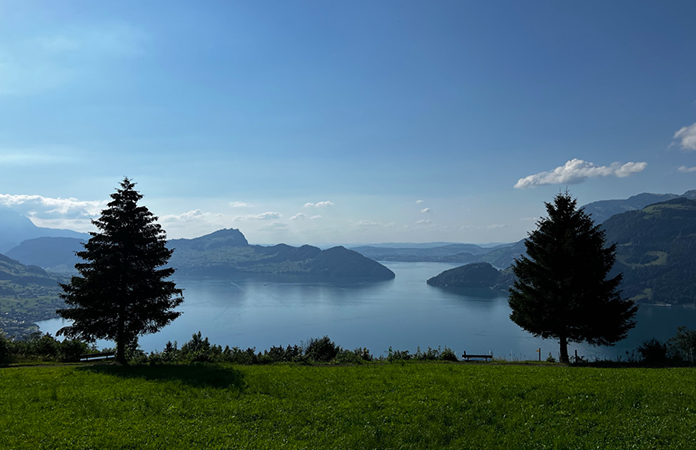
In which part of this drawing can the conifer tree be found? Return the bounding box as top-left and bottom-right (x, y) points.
(57, 178), (183, 364)
(508, 192), (637, 363)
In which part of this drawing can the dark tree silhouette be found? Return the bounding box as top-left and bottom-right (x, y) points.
(508, 192), (637, 363)
(57, 178), (183, 364)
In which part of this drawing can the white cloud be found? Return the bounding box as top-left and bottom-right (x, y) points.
(415, 219), (433, 225)
(304, 201), (334, 208)
(0, 193), (105, 219)
(415, 199), (424, 204)
(161, 209), (206, 222)
(514, 159), (647, 189)
(678, 166), (696, 173)
(486, 224), (507, 229)
(421, 207), (432, 213)
(674, 122), (696, 151)
(233, 211), (281, 221)
(310, 215), (322, 220)
(230, 201), (251, 208)
(290, 213), (307, 220)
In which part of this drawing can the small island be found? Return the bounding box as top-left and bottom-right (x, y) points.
(426, 262), (512, 290)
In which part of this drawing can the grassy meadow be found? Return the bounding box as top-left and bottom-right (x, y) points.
(2, 362), (696, 449)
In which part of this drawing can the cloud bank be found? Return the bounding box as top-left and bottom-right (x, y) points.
(0, 193), (104, 219)
(674, 122), (696, 151)
(514, 159), (647, 189)
(678, 166), (696, 173)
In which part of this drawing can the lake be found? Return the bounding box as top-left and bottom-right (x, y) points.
(37, 262), (696, 361)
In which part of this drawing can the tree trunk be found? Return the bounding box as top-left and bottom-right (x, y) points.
(116, 316), (127, 365)
(559, 335), (569, 363)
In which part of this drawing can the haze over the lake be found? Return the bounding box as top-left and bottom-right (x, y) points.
(1, 2), (695, 245)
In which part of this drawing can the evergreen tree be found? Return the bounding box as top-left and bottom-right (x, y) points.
(508, 192), (637, 363)
(57, 178), (183, 364)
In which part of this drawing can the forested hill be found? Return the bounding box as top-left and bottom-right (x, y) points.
(0, 252), (66, 337)
(582, 190), (696, 224)
(167, 229), (395, 279)
(602, 197), (696, 305)
(425, 198), (696, 306)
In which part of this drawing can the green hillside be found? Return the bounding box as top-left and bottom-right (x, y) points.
(0, 253), (66, 337)
(2, 362), (695, 449)
(603, 197), (696, 305)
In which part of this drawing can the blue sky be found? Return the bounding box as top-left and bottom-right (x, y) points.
(1, 1), (696, 245)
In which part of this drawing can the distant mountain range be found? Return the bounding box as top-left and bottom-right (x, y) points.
(4, 228), (395, 280)
(582, 190), (696, 224)
(3, 189), (696, 301)
(351, 190), (696, 268)
(0, 206), (88, 253)
(167, 228), (395, 279)
(425, 197), (696, 306)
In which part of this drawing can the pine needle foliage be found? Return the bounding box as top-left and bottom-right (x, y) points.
(57, 178), (183, 364)
(509, 192), (638, 363)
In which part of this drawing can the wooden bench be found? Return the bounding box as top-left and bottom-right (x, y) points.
(79, 351), (115, 362)
(461, 351), (493, 362)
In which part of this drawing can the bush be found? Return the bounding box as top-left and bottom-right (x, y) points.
(440, 347), (458, 362)
(638, 338), (668, 365)
(180, 332), (223, 362)
(304, 336), (340, 362)
(30, 334), (60, 360)
(59, 339), (91, 362)
(388, 348), (411, 362)
(0, 331), (10, 366)
(667, 326), (696, 363)
(220, 346), (259, 364)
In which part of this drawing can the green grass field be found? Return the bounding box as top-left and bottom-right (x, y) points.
(2, 362), (696, 449)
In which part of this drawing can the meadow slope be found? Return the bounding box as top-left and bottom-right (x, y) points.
(1, 362), (695, 449)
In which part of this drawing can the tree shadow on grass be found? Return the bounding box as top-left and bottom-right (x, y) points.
(77, 364), (246, 391)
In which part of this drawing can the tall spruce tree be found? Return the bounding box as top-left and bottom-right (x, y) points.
(57, 178), (183, 364)
(508, 192), (637, 363)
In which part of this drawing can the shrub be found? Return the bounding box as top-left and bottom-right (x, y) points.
(304, 336), (340, 362)
(30, 334), (60, 360)
(0, 331), (10, 366)
(638, 338), (668, 365)
(59, 339), (91, 362)
(440, 347), (458, 362)
(388, 349), (411, 362)
(180, 332), (224, 362)
(667, 326), (696, 363)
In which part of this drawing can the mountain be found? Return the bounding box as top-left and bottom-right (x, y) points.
(0, 252), (66, 337)
(350, 242), (520, 267)
(0, 205), (88, 253)
(427, 198), (696, 306)
(4, 228), (395, 279)
(582, 190), (696, 224)
(168, 229), (395, 279)
(601, 197), (696, 305)
(6, 237), (85, 274)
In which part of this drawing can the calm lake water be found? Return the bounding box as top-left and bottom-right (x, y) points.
(37, 262), (696, 361)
